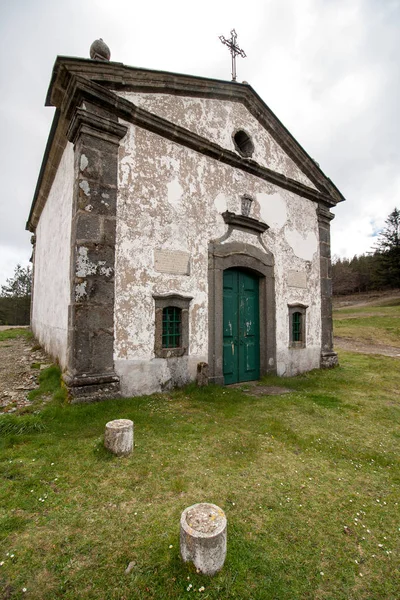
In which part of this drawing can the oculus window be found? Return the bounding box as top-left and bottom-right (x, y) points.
(233, 130), (254, 158)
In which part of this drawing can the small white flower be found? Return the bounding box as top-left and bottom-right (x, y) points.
(0, 561), (4, 566)
(169, 545), (173, 549)
(359, 573), (363, 577)
(199, 586), (205, 592)
(378, 544), (383, 548)
(320, 571), (324, 576)
(22, 588), (27, 593)
(51, 463), (54, 466)
(10, 554), (14, 558)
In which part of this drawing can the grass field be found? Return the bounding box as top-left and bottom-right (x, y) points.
(333, 297), (400, 347)
(0, 325), (399, 598)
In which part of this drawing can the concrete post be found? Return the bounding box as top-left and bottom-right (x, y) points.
(180, 503), (227, 575)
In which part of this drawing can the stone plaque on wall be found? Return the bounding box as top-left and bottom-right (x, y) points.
(154, 250), (190, 275)
(288, 270), (307, 289)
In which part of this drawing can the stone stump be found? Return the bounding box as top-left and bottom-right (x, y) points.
(180, 503), (227, 576)
(104, 419), (133, 456)
(196, 362), (209, 387)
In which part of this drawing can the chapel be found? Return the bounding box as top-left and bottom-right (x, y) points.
(26, 39), (344, 400)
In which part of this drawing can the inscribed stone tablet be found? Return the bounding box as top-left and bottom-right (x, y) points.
(154, 250), (190, 275)
(288, 270), (307, 288)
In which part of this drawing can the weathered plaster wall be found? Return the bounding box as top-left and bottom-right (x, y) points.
(31, 143), (74, 368)
(115, 100), (321, 395)
(117, 92), (317, 190)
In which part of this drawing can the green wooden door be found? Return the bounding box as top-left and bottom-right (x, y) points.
(223, 269), (260, 384)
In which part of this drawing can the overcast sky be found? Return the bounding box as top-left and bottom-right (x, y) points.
(1, 0), (399, 285)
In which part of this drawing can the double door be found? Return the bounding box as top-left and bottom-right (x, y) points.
(223, 269), (260, 384)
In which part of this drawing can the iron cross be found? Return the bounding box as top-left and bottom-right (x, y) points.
(219, 29), (246, 82)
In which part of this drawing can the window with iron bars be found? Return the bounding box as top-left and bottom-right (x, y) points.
(162, 307), (181, 349)
(288, 303), (307, 348)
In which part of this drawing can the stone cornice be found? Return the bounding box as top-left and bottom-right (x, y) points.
(222, 211), (269, 234)
(67, 108), (128, 145)
(47, 57), (345, 204)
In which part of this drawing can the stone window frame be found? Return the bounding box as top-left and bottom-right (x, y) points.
(288, 303), (308, 349)
(153, 294), (192, 358)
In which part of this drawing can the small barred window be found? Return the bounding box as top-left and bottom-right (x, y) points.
(153, 294), (192, 358)
(288, 304), (308, 348)
(292, 311), (302, 343)
(162, 307), (181, 349)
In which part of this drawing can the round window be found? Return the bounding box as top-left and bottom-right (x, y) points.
(233, 130), (254, 158)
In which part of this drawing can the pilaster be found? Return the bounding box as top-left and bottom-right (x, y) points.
(317, 205), (339, 368)
(63, 105), (127, 401)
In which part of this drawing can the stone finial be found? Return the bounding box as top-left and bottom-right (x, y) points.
(104, 419), (133, 456)
(90, 38), (111, 61)
(180, 503), (227, 575)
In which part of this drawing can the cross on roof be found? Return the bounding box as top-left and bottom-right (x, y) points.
(219, 29), (246, 82)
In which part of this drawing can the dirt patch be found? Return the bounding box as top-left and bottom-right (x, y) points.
(334, 336), (400, 358)
(0, 332), (53, 413)
(333, 290), (400, 309)
(229, 382), (292, 396)
(334, 312), (400, 319)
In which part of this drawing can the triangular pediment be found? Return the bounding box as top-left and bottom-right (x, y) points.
(46, 57), (345, 206)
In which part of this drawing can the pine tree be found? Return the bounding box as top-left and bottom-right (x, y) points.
(374, 208), (400, 288)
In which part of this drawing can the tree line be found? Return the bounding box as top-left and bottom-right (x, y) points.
(333, 208), (400, 295)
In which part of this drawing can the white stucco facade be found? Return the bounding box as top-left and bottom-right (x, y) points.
(117, 92), (317, 190)
(114, 95), (322, 395)
(31, 142), (74, 368)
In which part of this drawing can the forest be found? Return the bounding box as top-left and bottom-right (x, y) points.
(332, 208), (400, 295)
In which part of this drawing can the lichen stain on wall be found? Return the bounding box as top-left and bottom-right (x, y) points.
(117, 91), (317, 190)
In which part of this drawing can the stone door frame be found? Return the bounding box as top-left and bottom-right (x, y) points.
(208, 241), (276, 385)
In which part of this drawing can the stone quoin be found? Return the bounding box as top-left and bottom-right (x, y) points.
(26, 40), (344, 401)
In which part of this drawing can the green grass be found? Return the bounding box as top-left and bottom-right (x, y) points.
(0, 328), (32, 342)
(334, 299), (400, 347)
(0, 351), (399, 599)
